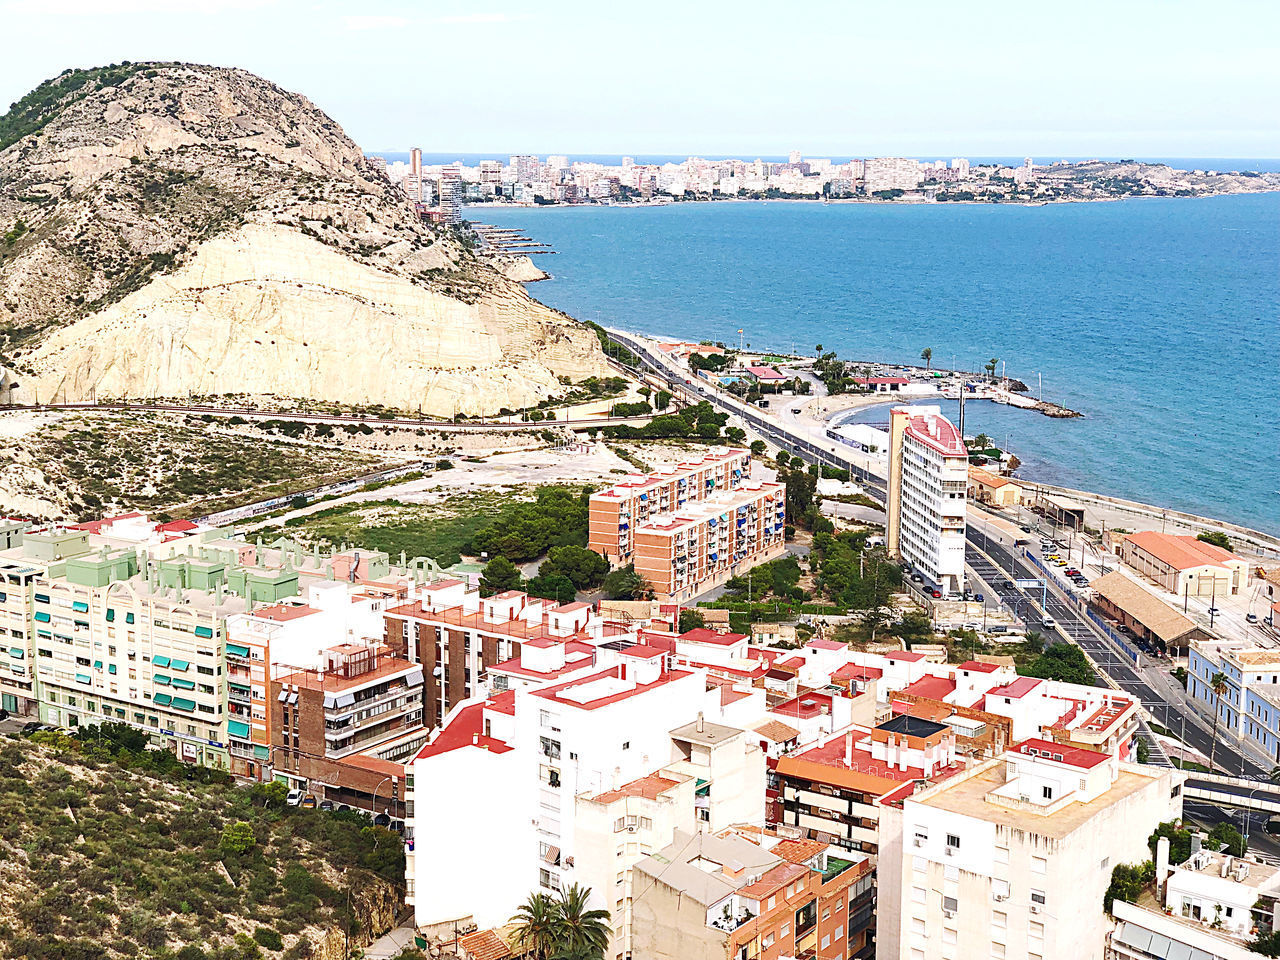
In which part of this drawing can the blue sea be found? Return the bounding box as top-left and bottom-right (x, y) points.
(478, 195), (1280, 535)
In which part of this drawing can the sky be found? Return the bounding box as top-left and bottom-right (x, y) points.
(3, 0), (1279, 158)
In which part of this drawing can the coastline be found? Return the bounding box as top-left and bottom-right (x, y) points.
(465, 185), (1280, 213)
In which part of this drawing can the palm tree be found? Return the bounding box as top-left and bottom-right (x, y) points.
(815, 343), (823, 355)
(552, 884), (611, 960)
(920, 347), (932, 370)
(985, 357), (999, 380)
(511, 891), (560, 960)
(1208, 671), (1229, 770)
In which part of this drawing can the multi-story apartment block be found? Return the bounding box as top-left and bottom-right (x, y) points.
(877, 739), (1183, 960)
(887, 405), (968, 596)
(633, 480), (787, 602)
(270, 641), (424, 815)
(630, 826), (874, 960)
(588, 449), (753, 565)
(405, 644), (767, 944)
(1188, 637), (1280, 757)
(384, 581), (630, 729)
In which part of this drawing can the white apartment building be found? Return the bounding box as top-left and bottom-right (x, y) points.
(887, 405), (968, 595)
(405, 645), (766, 941)
(877, 739), (1184, 960)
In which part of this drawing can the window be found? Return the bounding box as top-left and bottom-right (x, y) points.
(991, 944), (1007, 959)
(912, 918), (925, 936)
(1031, 890), (1046, 906)
(1032, 856), (1047, 874)
(762, 933), (774, 949)
(911, 887), (926, 904)
(1029, 921), (1044, 939)
(992, 910), (1007, 929)
(1041, 785), (1053, 800)
(995, 846), (1009, 864)
(946, 833), (960, 849)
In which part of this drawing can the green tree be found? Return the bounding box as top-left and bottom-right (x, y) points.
(1148, 821), (1193, 865)
(221, 821), (256, 855)
(480, 556), (522, 596)
(511, 892), (560, 960)
(750, 440), (767, 457)
(985, 357), (1000, 380)
(1250, 930), (1280, 957)
(1135, 736), (1150, 764)
(525, 573), (578, 604)
(260, 780), (288, 809)
(1197, 530), (1232, 551)
(539, 546), (610, 590)
(1023, 643), (1095, 685)
(1104, 861), (1154, 914)
(1208, 821), (1247, 857)
(1208, 671), (1229, 770)
(553, 883), (610, 960)
(654, 390), (672, 411)
(920, 347), (932, 370)
(775, 450), (790, 468)
(678, 609), (706, 633)
(603, 564), (649, 600)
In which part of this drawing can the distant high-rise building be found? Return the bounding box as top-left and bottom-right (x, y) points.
(546, 155), (569, 172)
(437, 175), (462, 225)
(621, 156), (634, 169)
(410, 147), (421, 178)
(478, 160), (503, 183)
(887, 405), (967, 595)
(950, 157), (970, 178)
(509, 154), (540, 183)
(788, 148), (802, 164)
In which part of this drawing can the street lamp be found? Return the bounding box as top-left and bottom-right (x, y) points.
(371, 775), (394, 821)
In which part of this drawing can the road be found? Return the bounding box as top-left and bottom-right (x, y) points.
(607, 326), (1272, 783)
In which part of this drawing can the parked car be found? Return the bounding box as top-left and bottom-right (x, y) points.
(1247, 613), (1260, 624)
(20, 721), (43, 735)
(1208, 607), (1221, 617)
(1020, 525), (1033, 533)
(319, 799), (335, 811)
(286, 789), (304, 807)
(1042, 616), (1057, 630)
(300, 794), (317, 810)
(373, 813), (392, 827)
(974, 594), (985, 603)
(931, 590), (942, 599)
(911, 574), (923, 583)
(0, 708), (8, 721)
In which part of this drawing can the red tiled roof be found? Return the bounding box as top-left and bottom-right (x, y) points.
(988, 677), (1043, 700)
(905, 412), (966, 457)
(415, 702), (513, 760)
(255, 602), (317, 622)
(620, 643), (666, 660)
(770, 837), (828, 864)
(486, 690), (516, 715)
(532, 665), (695, 711)
(590, 773), (683, 805)
(459, 929), (512, 960)
(807, 638), (845, 651)
(680, 628), (747, 646)
(275, 655), (419, 693)
(1014, 738), (1109, 769)
(746, 365), (787, 379)
(886, 651), (927, 662)
(157, 519), (199, 533)
(854, 377), (909, 385)
(834, 662), (883, 681)
(1123, 531), (1242, 571)
(900, 676), (956, 700)
(959, 660), (999, 674)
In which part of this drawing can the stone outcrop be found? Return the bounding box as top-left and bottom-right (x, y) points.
(0, 62), (606, 415)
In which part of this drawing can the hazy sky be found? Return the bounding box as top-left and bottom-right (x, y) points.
(3, 0), (1278, 158)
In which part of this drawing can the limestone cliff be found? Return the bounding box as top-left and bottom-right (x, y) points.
(0, 62), (606, 414)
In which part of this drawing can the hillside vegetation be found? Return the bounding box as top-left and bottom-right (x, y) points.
(0, 730), (403, 960)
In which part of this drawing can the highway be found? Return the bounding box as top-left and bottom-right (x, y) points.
(606, 326), (1271, 785)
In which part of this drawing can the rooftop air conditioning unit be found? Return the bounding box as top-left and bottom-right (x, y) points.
(1030, 904), (1042, 914)
(945, 846), (957, 856)
(626, 825), (638, 834)
(993, 892), (1008, 902)
(913, 836), (925, 847)
(942, 908), (955, 919)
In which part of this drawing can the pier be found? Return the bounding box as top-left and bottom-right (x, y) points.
(472, 224), (556, 255)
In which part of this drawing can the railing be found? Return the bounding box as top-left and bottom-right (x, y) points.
(1021, 549), (1142, 665)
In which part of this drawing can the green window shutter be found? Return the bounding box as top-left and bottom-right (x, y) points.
(106, 608), (115, 622)
(154, 693), (173, 707)
(152, 656), (171, 668)
(125, 613), (135, 624)
(253, 745), (270, 760)
(9, 648), (24, 659)
(34, 593), (49, 604)
(229, 681), (251, 693)
(153, 674), (171, 686)
(72, 601), (89, 613)
(34, 612), (50, 623)
(227, 643), (251, 657)
(228, 720), (250, 738)
(75, 673), (91, 684)
(171, 697), (196, 712)
(194, 626), (213, 639)
(108, 664), (117, 675)
(93, 660), (103, 670)
(170, 659), (190, 672)
(172, 678), (195, 691)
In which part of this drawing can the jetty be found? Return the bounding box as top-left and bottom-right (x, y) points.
(472, 224), (556, 255)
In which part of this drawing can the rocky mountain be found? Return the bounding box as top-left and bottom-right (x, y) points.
(0, 62), (607, 415)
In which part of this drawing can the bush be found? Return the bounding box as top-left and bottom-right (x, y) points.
(253, 928), (284, 951)
(678, 609), (706, 633)
(221, 821), (256, 855)
(1104, 861), (1154, 913)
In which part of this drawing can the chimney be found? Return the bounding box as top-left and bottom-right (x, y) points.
(845, 730), (853, 766)
(1156, 836), (1171, 896)
(697, 711), (705, 733)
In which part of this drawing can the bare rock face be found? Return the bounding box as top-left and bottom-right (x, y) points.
(0, 62), (606, 414)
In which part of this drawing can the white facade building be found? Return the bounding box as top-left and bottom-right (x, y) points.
(887, 405), (968, 595)
(877, 739), (1184, 960)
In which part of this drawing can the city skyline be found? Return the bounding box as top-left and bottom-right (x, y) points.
(3, 0), (1279, 157)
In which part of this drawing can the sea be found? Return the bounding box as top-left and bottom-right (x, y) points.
(474, 192), (1280, 535)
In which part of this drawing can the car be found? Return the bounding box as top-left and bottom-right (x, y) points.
(300, 794), (317, 810)
(286, 789), (304, 807)
(974, 594), (985, 603)
(911, 574), (923, 583)
(373, 812), (392, 827)
(1208, 607), (1221, 616)
(1065, 568), (1080, 576)
(1042, 616), (1057, 630)
(1020, 525), (1033, 533)
(1247, 613), (1260, 624)
(319, 799), (335, 811)
(0, 708), (8, 721)
(931, 589), (942, 599)
(20, 721), (43, 735)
